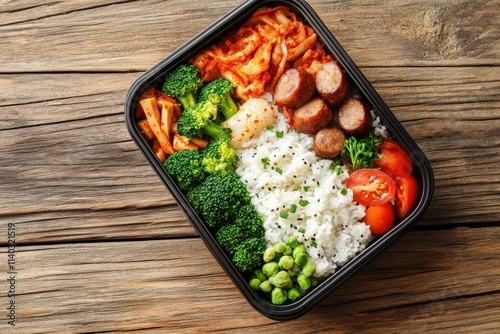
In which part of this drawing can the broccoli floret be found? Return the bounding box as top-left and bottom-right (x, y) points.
(216, 224), (246, 255)
(164, 149), (206, 191)
(232, 238), (266, 273)
(176, 100), (223, 139)
(202, 130), (237, 176)
(198, 78), (239, 120)
(162, 64), (203, 109)
(338, 130), (382, 171)
(216, 204), (265, 255)
(234, 204), (265, 240)
(187, 172), (251, 228)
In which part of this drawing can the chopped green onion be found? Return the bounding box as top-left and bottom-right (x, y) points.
(329, 163), (335, 170)
(299, 199), (310, 207)
(290, 204), (297, 214)
(280, 211), (289, 219)
(303, 186), (310, 191)
(311, 240), (317, 247)
(298, 227), (306, 233)
(276, 131), (284, 138)
(261, 157), (270, 169)
(341, 188), (348, 196)
(276, 167), (283, 175)
(336, 167), (343, 175)
(266, 125), (274, 130)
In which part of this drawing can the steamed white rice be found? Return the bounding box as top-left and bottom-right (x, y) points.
(235, 112), (373, 278)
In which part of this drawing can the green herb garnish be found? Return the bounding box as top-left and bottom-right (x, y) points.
(299, 199), (310, 207)
(261, 157), (270, 169)
(339, 130), (382, 171)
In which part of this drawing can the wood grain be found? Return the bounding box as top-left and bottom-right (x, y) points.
(0, 228), (498, 333)
(1, 66), (498, 244)
(0, 0), (498, 332)
(0, 0), (498, 73)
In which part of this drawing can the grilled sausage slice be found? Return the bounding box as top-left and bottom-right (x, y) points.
(292, 97), (332, 134)
(313, 127), (346, 159)
(338, 98), (372, 137)
(274, 68), (316, 108)
(315, 61), (349, 107)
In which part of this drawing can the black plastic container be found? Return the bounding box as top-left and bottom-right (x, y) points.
(124, 0), (434, 320)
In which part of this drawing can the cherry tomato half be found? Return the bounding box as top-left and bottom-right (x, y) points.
(346, 169), (396, 206)
(394, 174), (419, 218)
(374, 139), (413, 177)
(362, 202), (396, 235)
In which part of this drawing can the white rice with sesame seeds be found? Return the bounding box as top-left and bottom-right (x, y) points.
(235, 111), (373, 278)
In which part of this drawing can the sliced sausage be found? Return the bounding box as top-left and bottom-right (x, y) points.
(314, 127), (346, 159)
(315, 61), (349, 107)
(338, 98), (373, 137)
(292, 97), (332, 134)
(274, 68), (316, 108)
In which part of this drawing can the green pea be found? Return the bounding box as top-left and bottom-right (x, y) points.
(297, 274), (311, 291)
(294, 252), (308, 267)
(302, 259), (316, 277)
(273, 242), (286, 254)
(263, 247), (276, 262)
(262, 262), (279, 277)
(259, 280), (272, 293)
(249, 278), (261, 291)
(292, 244), (306, 258)
(271, 287), (288, 305)
(287, 288), (301, 302)
(269, 271), (291, 288)
(287, 236), (300, 249)
(278, 255), (295, 270)
(254, 269), (267, 282)
(283, 245), (293, 256)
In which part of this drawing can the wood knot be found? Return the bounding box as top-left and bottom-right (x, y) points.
(392, 6), (461, 60)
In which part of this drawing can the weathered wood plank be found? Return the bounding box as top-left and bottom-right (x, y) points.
(0, 65), (498, 244)
(0, 0), (498, 73)
(0, 227), (498, 333)
(0, 0), (497, 332)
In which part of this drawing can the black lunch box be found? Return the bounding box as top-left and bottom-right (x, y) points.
(124, 0), (434, 320)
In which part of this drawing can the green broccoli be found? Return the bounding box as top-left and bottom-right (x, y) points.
(187, 171), (251, 228)
(216, 224), (246, 256)
(234, 204), (265, 240)
(232, 237), (266, 273)
(202, 130), (237, 176)
(338, 130), (382, 171)
(163, 149), (206, 191)
(176, 100), (224, 139)
(162, 64), (203, 109)
(216, 204), (265, 255)
(198, 78), (239, 120)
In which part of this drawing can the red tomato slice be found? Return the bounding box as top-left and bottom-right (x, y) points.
(346, 169), (396, 206)
(362, 202), (396, 235)
(374, 139), (413, 177)
(394, 174), (419, 218)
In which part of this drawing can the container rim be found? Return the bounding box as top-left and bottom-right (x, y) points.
(124, 0), (434, 321)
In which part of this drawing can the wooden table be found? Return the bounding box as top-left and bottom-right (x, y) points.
(1, 0), (499, 332)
